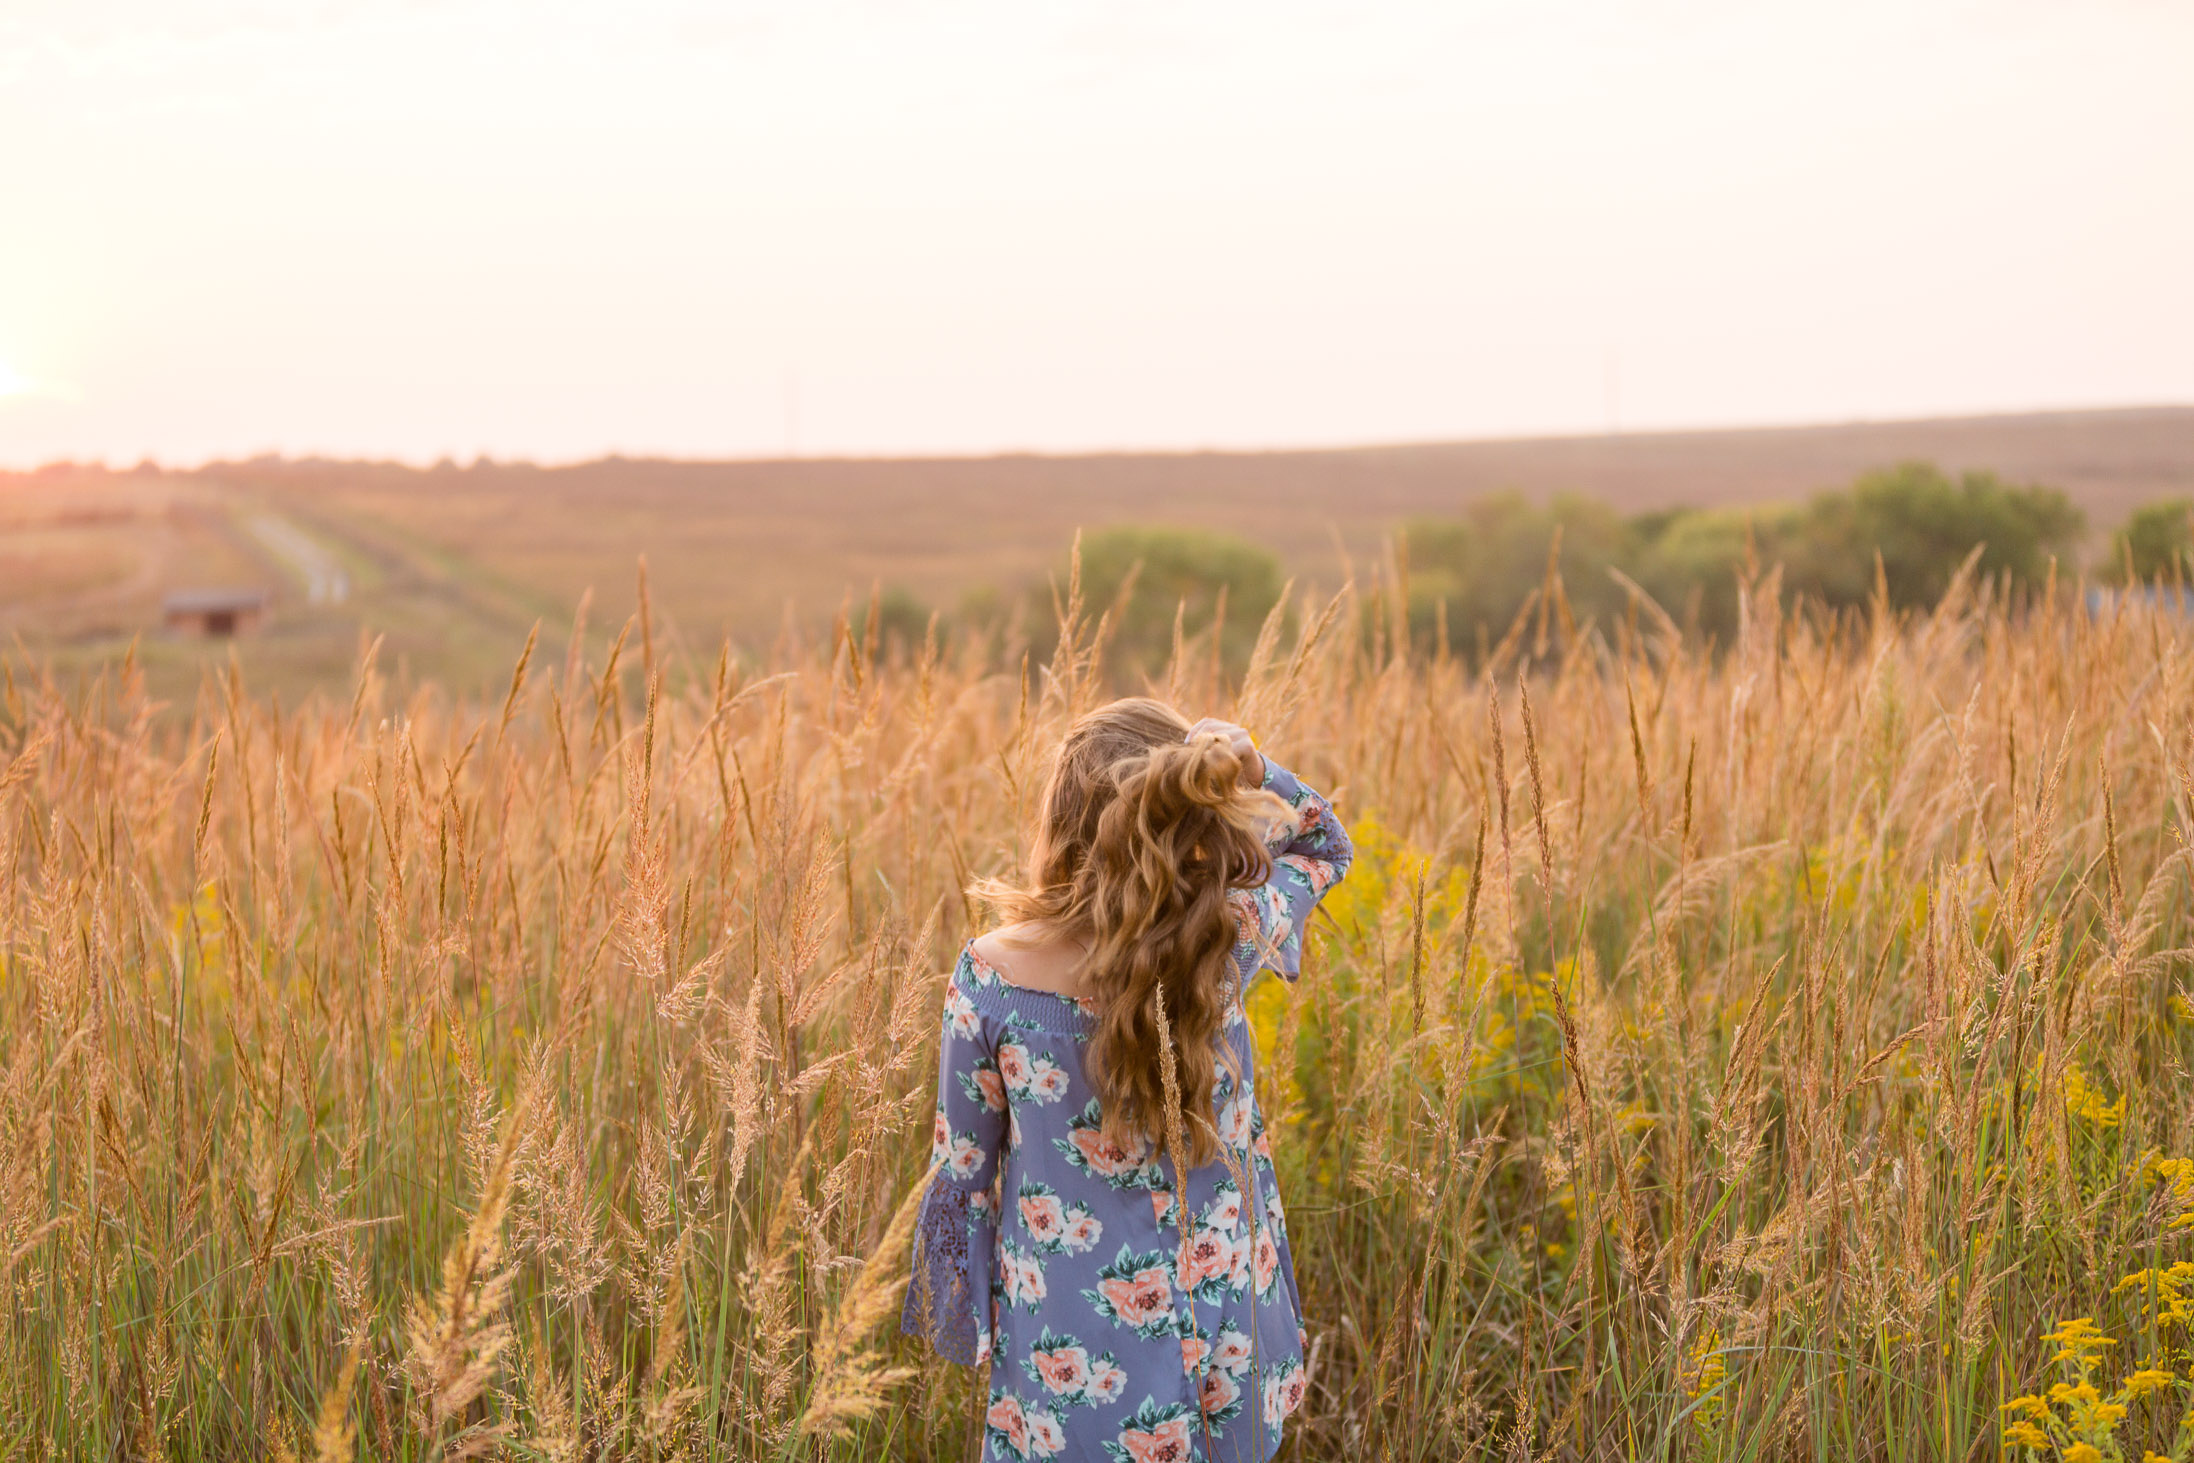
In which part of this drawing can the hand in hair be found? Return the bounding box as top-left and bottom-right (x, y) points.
(1184, 717), (1263, 788)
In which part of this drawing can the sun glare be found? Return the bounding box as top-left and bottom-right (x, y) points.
(0, 361), (29, 398)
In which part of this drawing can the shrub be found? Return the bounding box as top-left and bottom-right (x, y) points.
(1402, 493), (1636, 654)
(2104, 498), (2194, 585)
(857, 584), (935, 662)
(1780, 461), (2083, 610)
(1402, 462), (2087, 660)
(1627, 504), (1789, 644)
(1036, 525), (1286, 678)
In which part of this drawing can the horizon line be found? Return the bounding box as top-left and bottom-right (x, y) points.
(5, 400), (2191, 477)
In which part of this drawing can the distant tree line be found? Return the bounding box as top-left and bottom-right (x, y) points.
(1403, 461), (2088, 653)
(867, 462), (2193, 675)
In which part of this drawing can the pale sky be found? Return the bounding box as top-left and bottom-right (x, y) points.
(2, 0), (2190, 466)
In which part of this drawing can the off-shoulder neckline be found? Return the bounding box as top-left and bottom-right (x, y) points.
(962, 934), (1099, 1001)
(956, 939), (1103, 1032)
(953, 936), (1264, 1039)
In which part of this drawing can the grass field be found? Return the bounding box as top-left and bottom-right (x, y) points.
(6, 405), (2193, 709)
(7, 556), (2194, 1460)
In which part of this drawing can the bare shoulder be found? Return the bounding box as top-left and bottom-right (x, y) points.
(978, 920), (1044, 948)
(972, 922), (1088, 996)
(971, 922), (1032, 966)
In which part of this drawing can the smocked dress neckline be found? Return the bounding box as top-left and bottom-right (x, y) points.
(959, 939), (1102, 1035)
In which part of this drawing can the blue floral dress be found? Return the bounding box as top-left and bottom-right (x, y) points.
(902, 762), (1353, 1463)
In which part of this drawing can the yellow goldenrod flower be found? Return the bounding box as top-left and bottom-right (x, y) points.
(2063, 1062), (2127, 1130)
(2126, 1367), (2177, 1400)
(2001, 1420), (2049, 1449)
(2119, 1268), (2194, 1330)
(2040, 1317), (2117, 1377)
(2143, 1156), (2194, 1233)
(2063, 1444), (2102, 1463)
(1679, 1326), (1728, 1411)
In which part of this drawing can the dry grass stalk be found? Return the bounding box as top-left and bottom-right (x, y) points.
(5, 568), (2194, 1459)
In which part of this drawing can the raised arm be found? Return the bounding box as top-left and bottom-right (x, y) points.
(1234, 759), (1354, 982)
(900, 964), (1006, 1365)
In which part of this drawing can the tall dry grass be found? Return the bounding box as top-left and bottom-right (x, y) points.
(6, 557), (2194, 1460)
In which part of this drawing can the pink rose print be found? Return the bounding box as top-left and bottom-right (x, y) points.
(1001, 1247), (1048, 1309)
(1210, 1324), (1253, 1374)
(987, 1394), (1028, 1455)
(1023, 1408), (1066, 1457)
(1096, 1267), (1172, 1330)
(1068, 1127), (1142, 1181)
(1225, 1230), (1252, 1291)
(1175, 1229), (1231, 1292)
(1217, 1096), (1252, 1150)
(1278, 849), (1335, 892)
(946, 1134), (986, 1179)
(1020, 1191), (1067, 1244)
(1030, 1344), (1091, 1394)
(945, 985), (982, 1038)
(1086, 1355), (1128, 1403)
(1262, 1362), (1308, 1427)
(1062, 1211), (1103, 1254)
(1117, 1415), (1195, 1463)
(1229, 891), (1258, 948)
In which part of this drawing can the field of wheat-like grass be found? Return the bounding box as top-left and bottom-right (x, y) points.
(7, 565), (2194, 1461)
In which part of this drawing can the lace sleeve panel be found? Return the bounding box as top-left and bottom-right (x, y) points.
(900, 1174), (980, 1364)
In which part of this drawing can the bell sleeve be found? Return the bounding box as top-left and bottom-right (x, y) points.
(1235, 759), (1354, 982)
(900, 966), (1007, 1365)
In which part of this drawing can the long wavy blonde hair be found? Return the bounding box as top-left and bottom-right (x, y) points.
(978, 697), (1287, 1167)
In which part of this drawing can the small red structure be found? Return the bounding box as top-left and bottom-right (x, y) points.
(163, 588), (268, 638)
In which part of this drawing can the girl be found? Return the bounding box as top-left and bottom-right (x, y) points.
(902, 698), (1353, 1462)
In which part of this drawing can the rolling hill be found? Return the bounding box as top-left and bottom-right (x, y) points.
(4, 405), (2191, 704)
